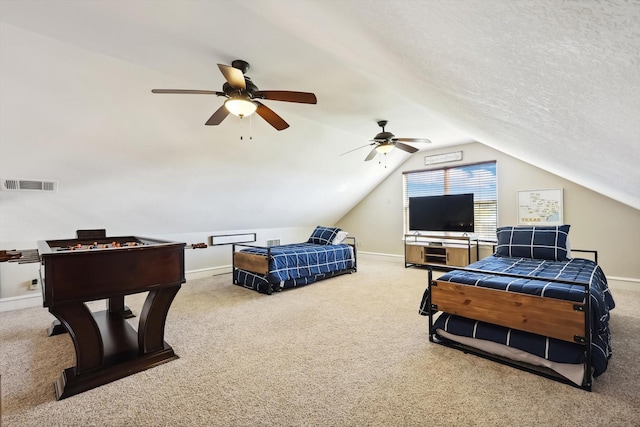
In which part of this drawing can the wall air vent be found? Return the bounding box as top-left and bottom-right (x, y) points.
(266, 239), (281, 247)
(1, 178), (58, 192)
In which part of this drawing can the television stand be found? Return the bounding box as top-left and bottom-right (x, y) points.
(404, 234), (478, 268)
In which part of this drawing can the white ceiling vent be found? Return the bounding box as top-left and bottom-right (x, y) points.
(1, 178), (58, 192)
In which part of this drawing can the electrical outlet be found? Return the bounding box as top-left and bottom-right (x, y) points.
(29, 278), (39, 291)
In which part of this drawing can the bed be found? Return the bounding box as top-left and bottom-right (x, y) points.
(418, 225), (615, 390)
(232, 226), (357, 294)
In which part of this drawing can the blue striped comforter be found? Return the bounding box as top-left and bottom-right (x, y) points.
(236, 242), (355, 287)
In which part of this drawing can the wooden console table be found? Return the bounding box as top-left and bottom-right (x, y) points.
(404, 234), (479, 268)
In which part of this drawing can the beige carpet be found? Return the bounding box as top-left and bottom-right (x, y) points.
(1, 256), (639, 427)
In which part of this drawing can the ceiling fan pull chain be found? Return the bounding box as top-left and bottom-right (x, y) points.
(378, 152), (388, 168)
(249, 115), (253, 141)
(240, 116), (244, 140)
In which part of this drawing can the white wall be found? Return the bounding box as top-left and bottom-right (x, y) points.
(0, 22), (393, 247)
(0, 21), (388, 306)
(336, 142), (640, 281)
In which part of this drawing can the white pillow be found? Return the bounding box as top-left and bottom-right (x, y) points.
(332, 231), (349, 244)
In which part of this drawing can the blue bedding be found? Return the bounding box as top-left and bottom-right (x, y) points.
(234, 243), (356, 293)
(419, 255), (615, 378)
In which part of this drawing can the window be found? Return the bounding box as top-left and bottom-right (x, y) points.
(403, 161), (498, 240)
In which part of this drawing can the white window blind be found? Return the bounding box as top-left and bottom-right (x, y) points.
(403, 161), (498, 240)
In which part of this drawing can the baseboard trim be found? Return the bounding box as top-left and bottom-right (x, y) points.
(358, 251), (404, 262)
(0, 265), (235, 312)
(607, 276), (639, 292)
(186, 265), (233, 280)
(0, 293), (42, 312)
(1, 262), (636, 312)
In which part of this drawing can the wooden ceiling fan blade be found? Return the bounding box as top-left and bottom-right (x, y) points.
(364, 147), (378, 161)
(151, 89), (223, 95)
(254, 91), (317, 104)
(395, 137), (431, 144)
(205, 105), (230, 126)
(255, 101), (289, 131)
(394, 142), (419, 153)
(217, 64), (246, 89)
(340, 143), (374, 156)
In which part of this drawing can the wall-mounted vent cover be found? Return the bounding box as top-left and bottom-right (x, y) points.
(266, 239), (281, 247)
(1, 178), (58, 192)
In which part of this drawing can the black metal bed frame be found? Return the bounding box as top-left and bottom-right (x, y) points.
(232, 236), (358, 294)
(425, 249), (598, 391)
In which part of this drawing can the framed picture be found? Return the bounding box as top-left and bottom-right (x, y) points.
(517, 188), (564, 225)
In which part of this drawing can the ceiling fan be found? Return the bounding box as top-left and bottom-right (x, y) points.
(342, 120), (431, 161)
(151, 59), (317, 131)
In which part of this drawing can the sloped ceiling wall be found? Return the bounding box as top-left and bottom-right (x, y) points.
(1, 1), (638, 244)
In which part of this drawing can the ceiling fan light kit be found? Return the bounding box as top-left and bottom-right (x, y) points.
(224, 96), (257, 118)
(152, 59), (317, 130)
(341, 120), (432, 163)
(375, 142), (394, 154)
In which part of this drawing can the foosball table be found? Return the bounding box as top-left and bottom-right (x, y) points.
(37, 235), (186, 400)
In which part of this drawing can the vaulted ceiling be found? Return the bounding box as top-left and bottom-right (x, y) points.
(1, 1), (638, 242)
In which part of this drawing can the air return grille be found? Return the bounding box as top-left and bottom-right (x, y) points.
(266, 239), (281, 247)
(1, 178), (58, 192)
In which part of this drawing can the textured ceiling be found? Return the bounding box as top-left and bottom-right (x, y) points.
(0, 0), (638, 241)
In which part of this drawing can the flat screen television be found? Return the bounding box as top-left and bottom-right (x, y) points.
(409, 193), (474, 233)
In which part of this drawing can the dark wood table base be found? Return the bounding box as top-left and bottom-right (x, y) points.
(48, 295), (134, 336)
(49, 286), (181, 400)
(38, 236), (186, 400)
